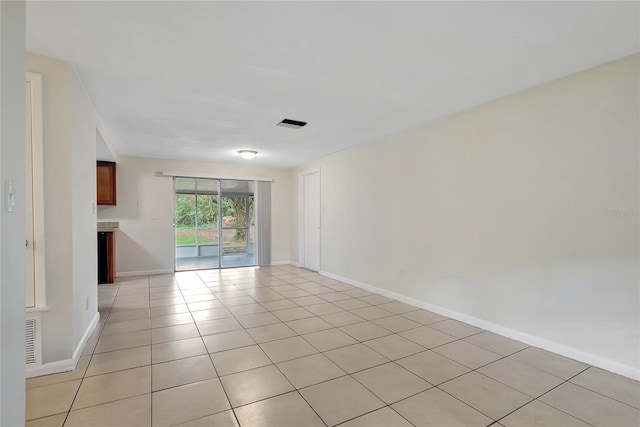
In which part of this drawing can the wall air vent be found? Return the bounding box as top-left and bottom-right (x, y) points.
(26, 318), (36, 365)
(25, 313), (42, 371)
(277, 118), (307, 129)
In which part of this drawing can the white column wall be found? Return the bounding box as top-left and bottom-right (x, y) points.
(0, 2), (27, 425)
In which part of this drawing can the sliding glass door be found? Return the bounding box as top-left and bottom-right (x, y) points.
(219, 180), (255, 267)
(175, 177), (255, 271)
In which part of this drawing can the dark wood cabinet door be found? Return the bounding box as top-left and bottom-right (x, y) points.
(97, 161), (116, 205)
(98, 231), (114, 284)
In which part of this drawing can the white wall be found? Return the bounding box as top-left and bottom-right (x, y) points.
(26, 52), (99, 365)
(97, 156), (293, 274)
(0, 2), (26, 425)
(71, 69), (98, 351)
(292, 54), (640, 378)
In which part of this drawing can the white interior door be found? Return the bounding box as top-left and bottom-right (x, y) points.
(25, 81), (35, 308)
(302, 171), (321, 272)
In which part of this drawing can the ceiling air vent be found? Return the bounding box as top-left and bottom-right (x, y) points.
(277, 118), (307, 129)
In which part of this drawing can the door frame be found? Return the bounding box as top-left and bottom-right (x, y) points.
(26, 72), (47, 308)
(173, 177), (256, 271)
(298, 168), (321, 271)
(173, 178), (222, 271)
(219, 190), (252, 258)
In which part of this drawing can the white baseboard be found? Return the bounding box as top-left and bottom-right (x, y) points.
(26, 311), (100, 378)
(319, 270), (640, 381)
(270, 260), (300, 267)
(72, 311), (100, 362)
(26, 357), (75, 378)
(116, 268), (174, 277)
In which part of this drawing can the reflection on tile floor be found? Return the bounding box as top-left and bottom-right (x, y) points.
(176, 255), (255, 271)
(26, 265), (640, 426)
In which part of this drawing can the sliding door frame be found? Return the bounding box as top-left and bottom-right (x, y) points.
(173, 177), (256, 271)
(173, 178), (220, 270)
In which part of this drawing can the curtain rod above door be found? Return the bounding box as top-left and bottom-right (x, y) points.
(161, 171), (274, 182)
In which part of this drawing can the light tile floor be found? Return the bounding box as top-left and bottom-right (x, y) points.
(26, 265), (640, 427)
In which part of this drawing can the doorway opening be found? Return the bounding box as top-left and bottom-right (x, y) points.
(174, 177), (255, 271)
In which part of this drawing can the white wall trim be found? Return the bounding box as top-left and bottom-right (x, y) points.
(319, 270), (640, 381)
(72, 311), (100, 362)
(270, 260), (299, 267)
(26, 71), (47, 308)
(161, 171), (274, 182)
(25, 305), (52, 313)
(26, 357), (75, 379)
(116, 269), (174, 277)
(26, 311), (99, 378)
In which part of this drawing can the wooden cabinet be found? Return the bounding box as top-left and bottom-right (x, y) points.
(97, 161), (116, 205)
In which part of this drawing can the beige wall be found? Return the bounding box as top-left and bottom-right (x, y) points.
(293, 55), (640, 378)
(27, 52), (99, 364)
(0, 2), (27, 424)
(97, 156), (293, 274)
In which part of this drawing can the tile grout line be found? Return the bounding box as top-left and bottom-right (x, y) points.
(66, 270), (481, 425)
(268, 275), (540, 426)
(35, 265), (634, 427)
(404, 340), (587, 424)
(236, 309), (332, 426)
(184, 268), (313, 425)
(145, 275), (157, 427)
(60, 278), (126, 425)
(69, 278), (155, 418)
(565, 373), (640, 411)
(190, 271), (244, 427)
(199, 272), (427, 426)
(193, 268), (347, 425)
(492, 366), (597, 427)
(260, 274), (426, 426)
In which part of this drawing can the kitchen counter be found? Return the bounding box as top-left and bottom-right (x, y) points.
(97, 221), (119, 232)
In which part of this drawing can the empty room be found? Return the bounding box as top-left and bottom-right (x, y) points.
(0, 1), (638, 426)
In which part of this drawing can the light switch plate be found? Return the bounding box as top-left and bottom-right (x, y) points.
(5, 181), (15, 212)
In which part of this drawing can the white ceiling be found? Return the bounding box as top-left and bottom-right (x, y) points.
(26, 1), (639, 169)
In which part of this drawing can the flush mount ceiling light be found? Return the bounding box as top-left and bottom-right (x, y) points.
(277, 118), (307, 129)
(237, 149), (258, 160)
